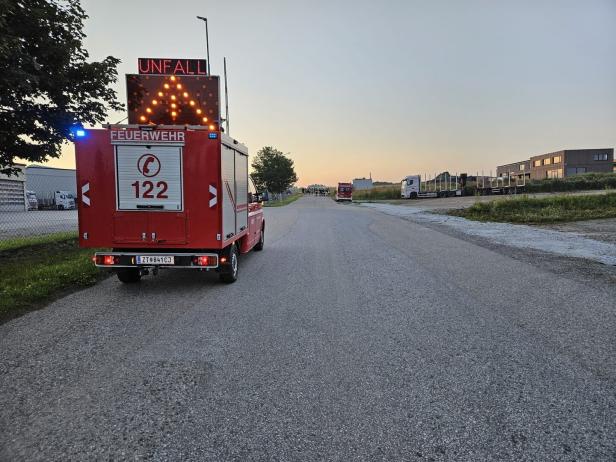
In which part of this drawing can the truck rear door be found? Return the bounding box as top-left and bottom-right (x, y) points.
(113, 213), (148, 244)
(113, 143), (186, 244)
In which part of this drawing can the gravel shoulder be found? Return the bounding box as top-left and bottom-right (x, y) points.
(360, 202), (616, 266)
(540, 217), (616, 245)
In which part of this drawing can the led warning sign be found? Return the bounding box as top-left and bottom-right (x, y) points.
(126, 74), (220, 127)
(138, 58), (207, 75)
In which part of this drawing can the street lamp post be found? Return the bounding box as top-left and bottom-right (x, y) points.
(196, 16), (211, 75)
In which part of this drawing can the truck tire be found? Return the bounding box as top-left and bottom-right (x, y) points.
(410, 192), (418, 199)
(116, 268), (141, 283)
(254, 226), (264, 251)
(220, 244), (239, 284)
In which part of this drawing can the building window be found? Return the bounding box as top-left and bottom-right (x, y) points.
(533, 160), (541, 167)
(547, 169), (562, 179)
(566, 167), (587, 176)
(593, 153), (608, 161)
(544, 158), (551, 165)
(519, 164), (525, 171)
(553, 156), (561, 163)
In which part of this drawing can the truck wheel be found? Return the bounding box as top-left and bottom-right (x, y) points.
(254, 227), (264, 251)
(116, 268), (141, 283)
(410, 192), (418, 199)
(220, 245), (239, 284)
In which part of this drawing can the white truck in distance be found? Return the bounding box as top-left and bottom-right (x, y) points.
(401, 175), (463, 199)
(53, 191), (76, 210)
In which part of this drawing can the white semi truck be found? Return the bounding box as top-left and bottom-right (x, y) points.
(401, 175), (463, 199)
(52, 191), (76, 209)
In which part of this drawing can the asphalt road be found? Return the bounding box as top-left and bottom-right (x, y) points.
(1, 196), (615, 461)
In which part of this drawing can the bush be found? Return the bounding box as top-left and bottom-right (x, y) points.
(450, 192), (616, 224)
(525, 172), (616, 193)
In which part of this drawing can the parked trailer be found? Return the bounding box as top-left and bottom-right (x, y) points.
(402, 171), (526, 199)
(475, 173), (526, 195)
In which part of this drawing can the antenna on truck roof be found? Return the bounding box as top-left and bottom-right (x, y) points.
(224, 57), (230, 135)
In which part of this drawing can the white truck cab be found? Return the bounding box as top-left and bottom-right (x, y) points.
(54, 191), (76, 210)
(401, 175), (421, 199)
(26, 191), (38, 210)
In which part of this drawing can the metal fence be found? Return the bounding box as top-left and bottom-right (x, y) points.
(266, 191), (295, 202)
(0, 194), (298, 243)
(0, 209), (78, 242)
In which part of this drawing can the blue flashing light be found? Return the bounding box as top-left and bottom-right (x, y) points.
(208, 132), (218, 139)
(71, 125), (87, 139)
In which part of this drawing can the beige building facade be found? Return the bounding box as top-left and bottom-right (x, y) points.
(498, 148), (613, 180)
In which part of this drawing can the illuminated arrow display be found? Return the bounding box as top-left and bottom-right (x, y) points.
(126, 74), (220, 128)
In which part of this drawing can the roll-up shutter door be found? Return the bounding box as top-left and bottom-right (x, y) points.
(0, 179), (25, 211)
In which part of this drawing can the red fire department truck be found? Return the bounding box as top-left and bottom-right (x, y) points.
(335, 182), (352, 202)
(74, 58), (265, 284)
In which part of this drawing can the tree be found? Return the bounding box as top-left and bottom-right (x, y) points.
(251, 146), (298, 194)
(0, 0), (123, 174)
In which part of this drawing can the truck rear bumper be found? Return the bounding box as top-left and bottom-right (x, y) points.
(93, 252), (219, 269)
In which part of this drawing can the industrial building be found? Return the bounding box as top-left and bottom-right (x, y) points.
(0, 164), (27, 211)
(496, 160), (531, 181)
(497, 148), (614, 180)
(26, 165), (76, 207)
(352, 177), (373, 190)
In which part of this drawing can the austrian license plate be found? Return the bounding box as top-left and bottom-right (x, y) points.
(136, 255), (174, 265)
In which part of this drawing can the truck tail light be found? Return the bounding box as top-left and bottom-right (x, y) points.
(94, 255), (119, 265)
(104, 255), (115, 265)
(193, 255), (216, 266)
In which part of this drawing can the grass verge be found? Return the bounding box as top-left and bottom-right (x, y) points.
(0, 233), (106, 322)
(352, 185), (401, 201)
(0, 231), (78, 252)
(264, 193), (302, 207)
(448, 192), (616, 224)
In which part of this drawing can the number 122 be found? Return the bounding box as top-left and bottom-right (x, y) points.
(131, 181), (168, 199)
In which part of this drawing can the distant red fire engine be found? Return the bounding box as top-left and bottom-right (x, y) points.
(335, 183), (353, 202)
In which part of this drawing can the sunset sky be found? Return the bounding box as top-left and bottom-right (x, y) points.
(47, 0), (616, 186)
